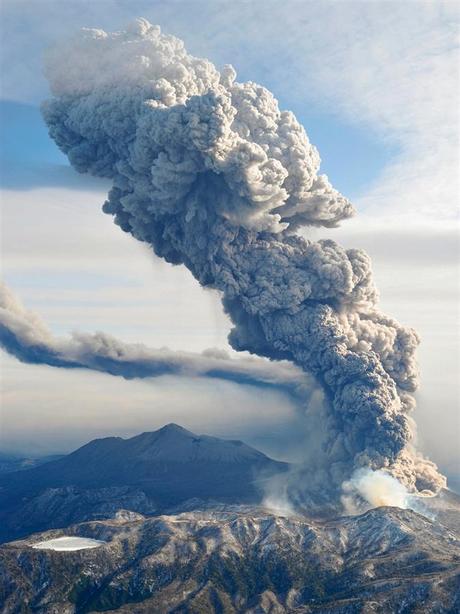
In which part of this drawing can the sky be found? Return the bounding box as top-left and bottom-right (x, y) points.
(0, 1), (459, 486)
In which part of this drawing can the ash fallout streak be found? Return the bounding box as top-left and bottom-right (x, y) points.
(41, 19), (445, 497)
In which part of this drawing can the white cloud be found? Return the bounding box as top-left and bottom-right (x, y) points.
(1, 183), (231, 348)
(237, 1), (459, 220)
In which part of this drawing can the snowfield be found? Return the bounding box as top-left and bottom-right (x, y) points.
(32, 536), (105, 551)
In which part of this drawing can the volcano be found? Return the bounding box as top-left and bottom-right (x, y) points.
(0, 424), (288, 543)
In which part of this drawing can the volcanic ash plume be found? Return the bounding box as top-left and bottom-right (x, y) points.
(0, 282), (310, 397)
(41, 19), (445, 495)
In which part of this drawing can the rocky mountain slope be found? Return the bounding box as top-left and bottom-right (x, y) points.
(0, 424), (288, 543)
(1, 505), (459, 613)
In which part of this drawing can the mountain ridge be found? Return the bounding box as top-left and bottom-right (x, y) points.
(1, 505), (458, 613)
(0, 424), (459, 612)
(0, 423), (288, 543)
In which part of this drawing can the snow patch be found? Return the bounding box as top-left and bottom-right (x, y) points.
(32, 536), (105, 551)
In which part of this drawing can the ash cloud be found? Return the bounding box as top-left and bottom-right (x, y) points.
(40, 19), (445, 496)
(0, 282), (310, 398)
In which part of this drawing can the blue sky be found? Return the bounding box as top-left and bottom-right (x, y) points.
(0, 0), (458, 487)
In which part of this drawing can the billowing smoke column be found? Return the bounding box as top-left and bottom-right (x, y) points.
(41, 19), (445, 494)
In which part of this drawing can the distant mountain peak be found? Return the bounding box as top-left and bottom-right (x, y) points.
(0, 424), (290, 543)
(159, 423), (191, 433)
(124, 423), (270, 464)
(129, 423), (196, 442)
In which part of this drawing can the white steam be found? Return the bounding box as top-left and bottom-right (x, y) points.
(342, 469), (410, 512)
(341, 468), (436, 518)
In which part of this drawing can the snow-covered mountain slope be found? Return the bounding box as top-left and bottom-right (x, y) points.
(1, 506), (459, 613)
